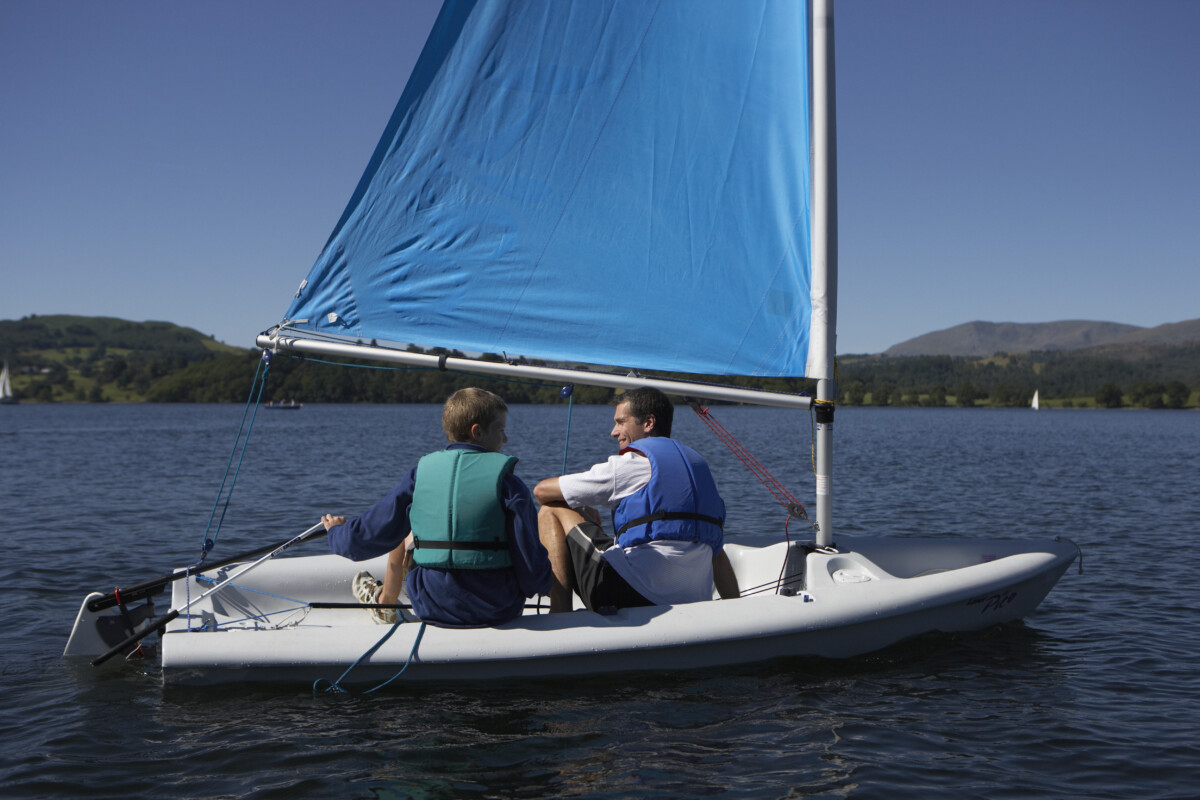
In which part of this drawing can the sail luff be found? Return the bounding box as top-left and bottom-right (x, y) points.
(808, 0), (838, 382)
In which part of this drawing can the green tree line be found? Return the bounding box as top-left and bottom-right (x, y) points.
(145, 349), (624, 405)
(3, 315), (1196, 408)
(835, 348), (1197, 409)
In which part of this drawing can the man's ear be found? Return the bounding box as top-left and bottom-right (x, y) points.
(642, 414), (656, 434)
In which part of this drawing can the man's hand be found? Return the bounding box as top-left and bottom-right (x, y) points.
(578, 506), (602, 526)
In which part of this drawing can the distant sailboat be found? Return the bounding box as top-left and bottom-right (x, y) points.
(1032, 390), (1040, 410)
(0, 361), (16, 405)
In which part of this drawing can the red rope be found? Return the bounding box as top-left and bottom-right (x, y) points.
(691, 404), (806, 517)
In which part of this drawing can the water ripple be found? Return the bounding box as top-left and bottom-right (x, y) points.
(2, 405), (1198, 799)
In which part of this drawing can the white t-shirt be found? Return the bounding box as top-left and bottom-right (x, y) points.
(558, 450), (715, 605)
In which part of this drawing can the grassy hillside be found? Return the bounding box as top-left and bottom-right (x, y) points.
(0, 315), (245, 402)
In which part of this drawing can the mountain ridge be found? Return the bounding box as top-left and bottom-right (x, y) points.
(885, 319), (1200, 358)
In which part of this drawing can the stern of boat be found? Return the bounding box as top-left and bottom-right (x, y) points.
(64, 591), (160, 661)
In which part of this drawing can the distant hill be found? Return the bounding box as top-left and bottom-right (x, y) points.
(0, 314), (620, 404)
(884, 319), (1200, 358)
(0, 314), (245, 402)
(1101, 318), (1200, 348)
(0, 314), (243, 357)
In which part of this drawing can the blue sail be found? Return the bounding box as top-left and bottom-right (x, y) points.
(284, 0), (813, 377)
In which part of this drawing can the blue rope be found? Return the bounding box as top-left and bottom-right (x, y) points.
(197, 350), (272, 561)
(185, 351), (272, 614)
(289, 355), (420, 371)
(193, 575), (307, 605)
(364, 622), (428, 694)
(561, 384), (574, 474)
(313, 620), (427, 695)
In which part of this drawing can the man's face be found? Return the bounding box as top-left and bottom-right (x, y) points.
(610, 401), (653, 448)
(476, 411), (508, 452)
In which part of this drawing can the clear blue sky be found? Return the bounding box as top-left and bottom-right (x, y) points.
(2, 0), (1197, 356)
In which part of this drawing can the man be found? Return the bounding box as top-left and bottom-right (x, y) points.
(324, 387), (551, 627)
(535, 386), (739, 613)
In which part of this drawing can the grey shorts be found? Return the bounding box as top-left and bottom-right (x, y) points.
(566, 522), (652, 613)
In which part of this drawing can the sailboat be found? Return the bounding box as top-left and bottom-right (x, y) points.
(65, 0), (1077, 686)
(0, 361), (16, 405)
(1032, 390), (1040, 410)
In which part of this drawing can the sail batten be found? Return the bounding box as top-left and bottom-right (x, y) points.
(283, 0), (816, 378)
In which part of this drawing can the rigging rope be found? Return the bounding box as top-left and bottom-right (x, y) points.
(196, 350), (272, 562)
(690, 402), (818, 594)
(186, 350), (271, 614)
(689, 403), (807, 519)
(561, 384), (574, 474)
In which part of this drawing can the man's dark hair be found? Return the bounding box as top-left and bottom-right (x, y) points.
(614, 387), (673, 437)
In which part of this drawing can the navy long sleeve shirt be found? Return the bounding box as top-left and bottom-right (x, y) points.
(327, 443), (551, 627)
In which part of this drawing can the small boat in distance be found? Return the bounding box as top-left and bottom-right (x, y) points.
(265, 400), (302, 410)
(1032, 390), (1040, 410)
(0, 361), (17, 405)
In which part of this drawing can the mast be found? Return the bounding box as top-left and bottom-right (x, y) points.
(812, 0), (838, 548)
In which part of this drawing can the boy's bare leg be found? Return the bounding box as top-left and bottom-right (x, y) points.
(537, 504), (586, 612)
(379, 533), (413, 606)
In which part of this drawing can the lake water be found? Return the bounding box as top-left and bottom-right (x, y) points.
(1, 402), (1197, 798)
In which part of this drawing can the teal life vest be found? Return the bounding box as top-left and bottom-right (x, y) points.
(410, 449), (518, 570)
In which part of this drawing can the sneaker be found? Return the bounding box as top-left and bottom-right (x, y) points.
(351, 570), (397, 625)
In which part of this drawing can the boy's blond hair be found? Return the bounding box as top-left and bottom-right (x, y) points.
(442, 387), (508, 442)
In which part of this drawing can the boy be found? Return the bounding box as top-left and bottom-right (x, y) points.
(323, 388), (551, 627)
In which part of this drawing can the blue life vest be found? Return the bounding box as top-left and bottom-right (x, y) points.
(410, 449), (517, 570)
(611, 437), (724, 550)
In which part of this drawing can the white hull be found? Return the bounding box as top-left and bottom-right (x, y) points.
(66, 535), (1077, 686)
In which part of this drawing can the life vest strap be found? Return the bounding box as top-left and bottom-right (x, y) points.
(615, 511), (724, 536)
(412, 539), (508, 551)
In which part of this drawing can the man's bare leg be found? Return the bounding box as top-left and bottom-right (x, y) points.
(712, 549), (740, 599)
(537, 504), (586, 612)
